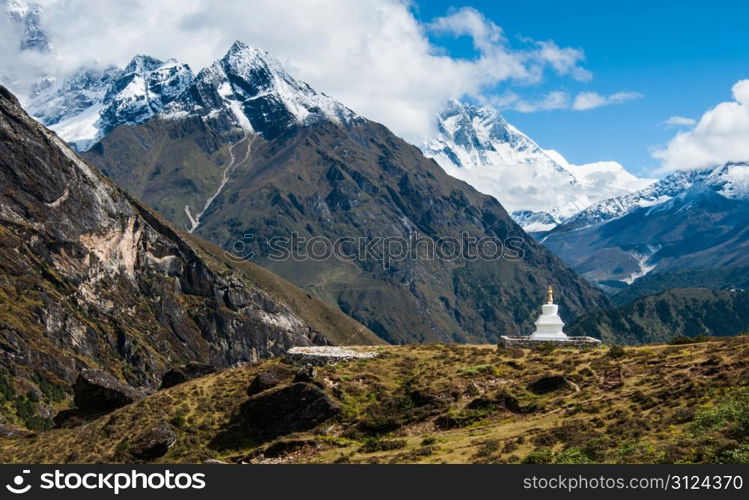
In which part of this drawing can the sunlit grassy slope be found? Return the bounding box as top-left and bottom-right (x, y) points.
(1, 338), (747, 464)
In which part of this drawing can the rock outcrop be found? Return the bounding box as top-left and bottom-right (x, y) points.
(129, 420), (177, 460)
(53, 370), (144, 428)
(72, 370), (144, 413)
(246, 366), (293, 397)
(160, 363), (217, 389)
(241, 382), (341, 440)
(466, 392), (522, 413)
(293, 364), (317, 384)
(0, 423), (35, 439)
(527, 375), (571, 395)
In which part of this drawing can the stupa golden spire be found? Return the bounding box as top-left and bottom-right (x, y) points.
(546, 284), (554, 304)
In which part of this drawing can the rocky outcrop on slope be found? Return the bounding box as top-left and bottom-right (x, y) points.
(129, 420), (178, 460)
(241, 382), (341, 440)
(159, 362), (217, 389)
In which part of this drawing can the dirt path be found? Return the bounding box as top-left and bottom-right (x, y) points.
(185, 132), (256, 233)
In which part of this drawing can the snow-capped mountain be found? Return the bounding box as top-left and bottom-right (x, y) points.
(510, 210), (561, 233)
(99, 56), (193, 133)
(27, 67), (120, 126)
(163, 41), (358, 137)
(27, 41), (358, 150)
(542, 162), (749, 290)
(27, 56), (194, 150)
(557, 162), (749, 232)
(5, 0), (49, 52)
(421, 99), (654, 229)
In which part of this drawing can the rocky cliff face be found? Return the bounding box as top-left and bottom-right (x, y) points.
(0, 85), (378, 429)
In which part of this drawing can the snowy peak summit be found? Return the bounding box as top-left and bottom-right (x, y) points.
(99, 55), (193, 131)
(165, 40), (358, 137)
(121, 54), (164, 74)
(431, 99), (569, 175)
(422, 99), (655, 227)
(27, 55), (193, 150)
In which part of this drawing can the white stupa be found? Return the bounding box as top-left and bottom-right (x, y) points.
(530, 285), (568, 341)
(499, 285), (601, 348)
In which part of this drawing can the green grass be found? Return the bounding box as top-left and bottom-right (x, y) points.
(1, 338), (748, 464)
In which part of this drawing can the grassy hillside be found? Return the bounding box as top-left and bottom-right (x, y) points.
(2, 338), (747, 464)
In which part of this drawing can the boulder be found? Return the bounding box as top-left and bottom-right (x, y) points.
(160, 362), (217, 389)
(246, 366), (293, 397)
(466, 392), (522, 413)
(408, 388), (454, 408)
(241, 382), (341, 440)
(130, 420), (177, 460)
(293, 364), (317, 383)
(52, 409), (88, 429)
(527, 375), (570, 395)
(0, 423), (35, 439)
(72, 369), (144, 414)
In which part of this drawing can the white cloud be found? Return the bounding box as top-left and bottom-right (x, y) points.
(427, 6), (503, 53)
(664, 116), (696, 127)
(490, 89), (641, 113)
(654, 79), (749, 172)
(535, 40), (593, 82)
(492, 90), (570, 112)
(571, 91), (642, 111)
(1, 1), (596, 142)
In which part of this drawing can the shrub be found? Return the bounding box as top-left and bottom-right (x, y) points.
(669, 335), (710, 345)
(359, 437), (407, 453)
(420, 436), (436, 446)
(475, 439), (501, 457)
(718, 445), (749, 464)
(607, 345), (626, 360)
(690, 388), (749, 438)
(522, 449), (553, 464)
(170, 414), (187, 428)
(554, 447), (593, 464)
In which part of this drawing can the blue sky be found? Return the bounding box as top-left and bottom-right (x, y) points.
(414, 0), (749, 176)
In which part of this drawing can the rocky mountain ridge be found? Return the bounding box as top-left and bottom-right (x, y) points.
(27, 55), (194, 150)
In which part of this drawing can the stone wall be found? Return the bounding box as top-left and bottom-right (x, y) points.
(283, 346), (380, 366)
